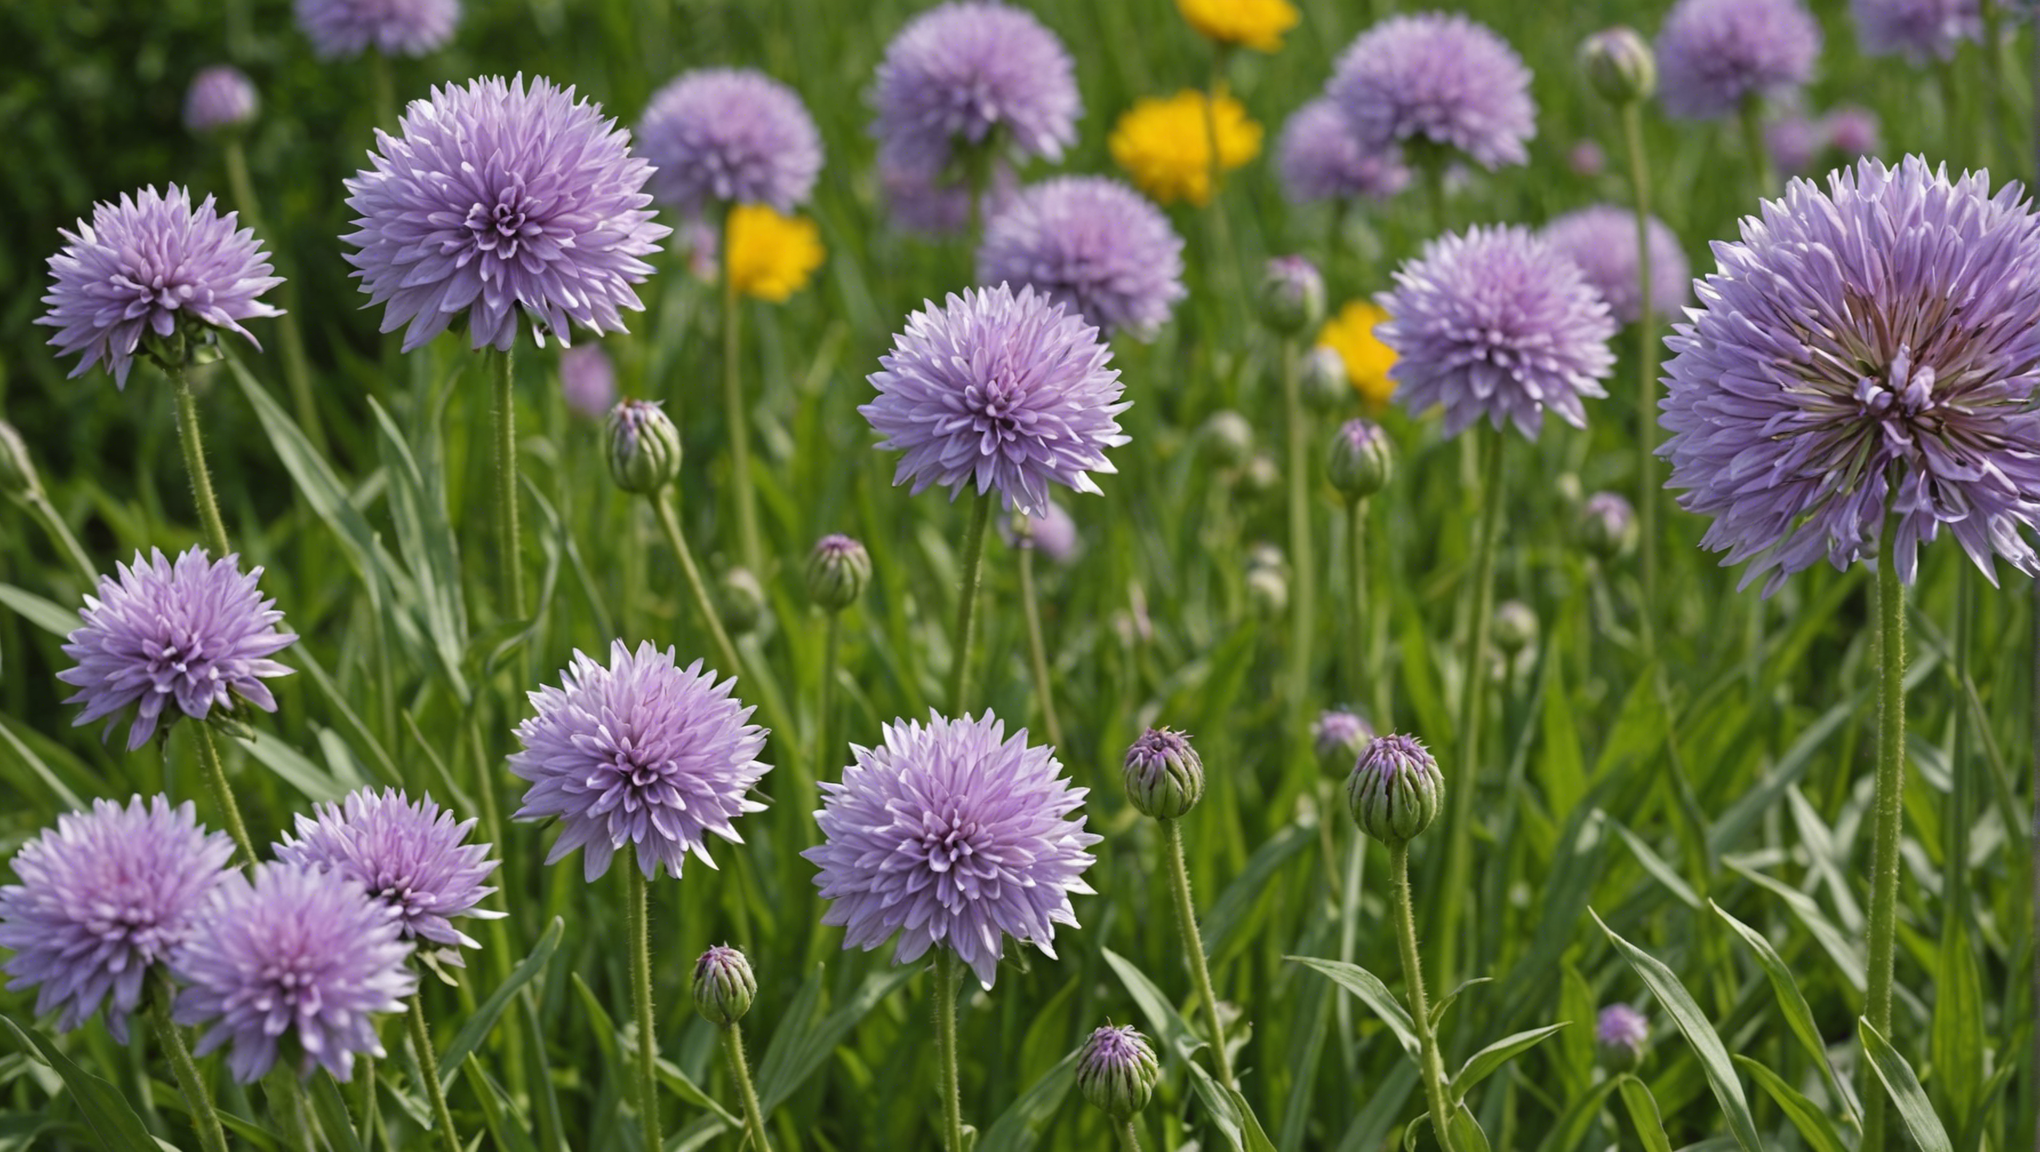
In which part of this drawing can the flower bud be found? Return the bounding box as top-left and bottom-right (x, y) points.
(1258, 256), (1326, 336)
(1200, 410), (1255, 469)
(0, 420), (43, 500)
(1326, 419), (1394, 502)
(1576, 491), (1638, 561)
(184, 66), (259, 135)
(1299, 345), (1351, 413)
(1246, 565), (1288, 618)
(606, 400), (681, 495)
(1122, 727), (1204, 820)
(718, 567), (767, 636)
(1313, 708), (1375, 777)
(1239, 454), (1281, 498)
(1076, 1024), (1159, 1120)
(1595, 1003), (1649, 1072)
(1346, 733), (1443, 846)
(692, 945), (756, 1027)
(1578, 28), (1656, 105)
(807, 534), (871, 612)
(1493, 599), (1538, 656)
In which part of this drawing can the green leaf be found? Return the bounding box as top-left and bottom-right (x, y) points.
(1929, 917), (1983, 1122)
(0, 716), (87, 810)
(1709, 901), (1860, 1123)
(1723, 861), (1864, 992)
(1858, 1018), (1953, 1152)
(1616, 1077), (1673, 1152)
(1, 1015), (158, 1152)
(1735, 1057), (1850, 1152)
(1612, 822), (1700, 909)
(1429, 977), (1493, 1032)
(1333, 1062), (1418, 1152)
(1203, 822), (1313, 961)
(1102, 947), (1254, 1152)
(976, 1052), (1075, 1152)
(0, 583), (77, 637)
(653, 1058), (741, 1129)
(306, 1073), (364, 1152)
(755, 964), (917, 1111)
(461, 1056), (540, 1152)
(437, 916), (564, 1081)
(1448, 1023), (1567, 1102)
(1531, 1077), (1621, 1152)
(1537, 658), (1586, 816)
(1286, 956), (1419, 1061)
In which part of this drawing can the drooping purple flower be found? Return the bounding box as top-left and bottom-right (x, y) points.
(343, 75), (670, 353)
(59, 548), (297, 752)
(274, 788), (504, 966)
(861, 284), (1130, 519)
(0, 797), (234, 1042)
(1852, 0), (1979, 62)
(1540, 204), (1691, 325)
(1378, 226), (1616, 439)
(805, 711), (1099, 989)
(638, 69), (823, 216)
(1326, 13), (1537, 171)
(976, 177), (1186, 341)
(1825, 105), (1882, 155)
(1660, 156), (2040, 592)
(174, 862), (415, 1083)
(1654, 0), (1821, 121)
(295, 0), (458, 59)
(184, 67), (259, 134)
(1276, 97), (1412, 206)
(560, 344), (617, 419)
(39, 185), (283, 388)
(510, 640), (771, 882)
(871, 1), (1081, 173)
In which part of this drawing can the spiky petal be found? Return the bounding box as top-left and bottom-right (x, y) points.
(976, 177), (1186, 340)
(638, 69), (823, 215)
(870, 1), (1081, 174)
(1326, 13), (1536, 171)
(1654, 0), (1820, 121)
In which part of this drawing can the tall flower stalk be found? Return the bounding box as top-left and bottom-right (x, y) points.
(171, 368), (232, 561)
(1860, 521), (1908, 1152)
(148, 973), (231, 1152)
(1438, 430), (1504, 984)
(627, 869), (663, 1152)
(949, 493), (994, 714)
(492, 347), (525, 620)
(934, 951), (967, 1152)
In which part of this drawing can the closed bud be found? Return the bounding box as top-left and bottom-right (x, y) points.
(0, 420), (43, 500)
(719, 567), (767, 635)
(1596, 1004), (1650, 1072)
(1239, 454), (1281, 498)
(1576, 491), (1638, 561)
(1579, 28), (1656, 105)
(1327, 419), (1394, 501)
(1200, 410), (1256, 469)
(1346, 733), (1443, 846)
(1122, 727), (1204, 820)
(692, 945), (756, 1027)
(1246, 565), (1288, 618)
(1493, 599), (1538, 656)
(1076, 1024), (1159, 1120)
(1313, 708), (1376, 777)
(1258, 256), (1326, 336)
(807, 534), (870, 612)
(1300, 345), (1351, 412)
(606, 400), (681, 495)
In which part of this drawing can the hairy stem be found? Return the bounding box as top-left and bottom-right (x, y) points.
(934, 950), (967, 1152)
(1117, 1119), (1143, 1152)
(148, 972), (229, 1152)
(407, 997), (463, 1152)
(1619, 100), (1661, 659)
(171, 368), (231, 560)
(1393, 841), (1460, 1152)
(191, 723), (255, 867)
(628, 868), (664, 1152)
(653, 490), (747, 682)
(1163, 817), (1234, 1088)
(723, 1023), (773, 1152)
(1283, 338), (1318, 765)
(947, 492), (994, 715)
(492, 346), (526, 620)
(722, 206), (764, 577)
(1861, 520), (1908, 1152)
(1017, 530), (1066, 750)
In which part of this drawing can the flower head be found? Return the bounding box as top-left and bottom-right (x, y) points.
(808, 535), (872, 611)
(1579, 27), (1658, 105)
(174, 862), (416, 1083)
(274, 788), (503, 966)
(976, 177), (1186, 340)
(639, 69), (822, 215)
(871, 1), (1080, 172)
(861, 284), (1129, 519)
(1660, 156), (2040, 592)
(1345, 733), (1443, 845)
(805, 711), (1099, 989)
(0, 796), (234, 1041)
(561, 344), (617, 419)
(40, 185), (283, 388)
(1175, 0), (1298, 52)
(295, 0), (458, 58)
(1596, 1003), (1651, 1070)
(1852, 0), (1979, 63)
(1077, 1024), (1160, 1119)
(726, 205), (824, 302)
(1109, 90), (1261, 207)
(1122, 726), (1204, 820)
(184, 67), (258, 134)
(1540, 205), (1691, 326)
(1317, 301), (1399, 411)
(1327, 13), (1536, 171)
(692, 945), (756, 1026)
(1379, 226), (1616, 439)
(1313, 708), (1375, 776)
(1568, 139), (1606, 177)
(1654, 0), (1820, 120)
(60, 548), (297, 751)
(511, 640), (771, 882)
(343, 75), (669, 353)
(1276, 98), (1411, 206)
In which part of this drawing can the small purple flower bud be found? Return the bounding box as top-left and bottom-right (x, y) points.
(1577, 491), (1639, 560)
(1122, 727), (1204, 820)
(1494, 599), (1538, 655)
(1579, 28), (1657, 104)
(1258, 256), (1326, 336)
(1300, 345), (1353, 412)
(1596, 1003), (1650, 1071)
(692, 945), (756, 1026)
(184, 67), (259, 135)
(1824, 105), (1881, 155)
(605, 400), (681, 495)
(1327, 419), (1395, 501)
(1346, 733), (1443, 846)
(1200, 410), (1256, 468)
(1076, 1024), (1160, 1119)
(1314, 708), (1376, 777)
(807, 535), (871, 612)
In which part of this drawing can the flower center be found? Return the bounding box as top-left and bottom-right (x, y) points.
(964, 375), (1028, 444)
(916, 803), (990, 889)
(147, 630), (216, 694)
(465, 182), (540, 261)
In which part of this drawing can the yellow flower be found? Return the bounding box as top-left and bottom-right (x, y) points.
(1108, 90), (1262, 207)
(1318, 301), (1397, 411)
(1175, 0), (1299, 53)
(725, 205), (824, 303)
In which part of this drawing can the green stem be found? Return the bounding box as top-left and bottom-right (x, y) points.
(722, 1023), (773, 1152)
(371, 50), (396, 129)
(947, 492), (995, 715)
(21, 492), (97, 587)
(1861, 520), (1908, 1152)
(934, 950), (967, 1152)
(722, 206), (764, 577)
(271, 1071), (315, 1152)
(1016, 533), (1066, 750)
(171, 369), (232, 560)
(492, 347), (526, 620)
(1283, 338), (1318, 759)
(628, 868), (664, 1152)
(223, 138), (325, 456)
(1117, 1119), (1143, 1152)
(1420, 157), (1449, 237)
(191, 723), (255, 867)
(359, 1055), (380, 1152)
(652, 491), (747, 681)
(1947, 568), (1974, 926)
(1737, 97), (1774, 199)
(809, 609), (840, 822)
(2030, 573), (2039, 1143)
(1163, 818), (1234, 1088)
(406, 997), (462, 1152)
(148, 972), (229, 1152)
(1618, 101), (1661, 661)
(1347, 498), (1370, 717)
(1393, 841), (1460, 1152)
(1200, 52), (1242, 313)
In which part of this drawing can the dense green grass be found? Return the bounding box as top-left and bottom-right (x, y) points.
(0, 0), (2035, 1150)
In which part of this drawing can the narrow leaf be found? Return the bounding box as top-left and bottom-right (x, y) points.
(1448, 1023), (1567, 1102)
(437, 916), (564, 1081)
(976, 1053), (1076, 1152)
(1616, 1077), (1673, 1152)
(1, 1015), (158, 1152)
(1735, 1056), (1850, 1152)
(1858, 1018), (1954, 1152)
(1286, 955), (1419, 1061)
(1710, 900), (1859, 1123)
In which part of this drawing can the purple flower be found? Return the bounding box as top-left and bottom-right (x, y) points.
(59, 548), (297, 752)
(174, 862), (415, 1083)
(1313, 708), (1375, 774)
(1568, 139), (1606, 177)
(1276, 97), (1411, 206)
(1660, 156), (2040, 592)
(1852, 0), (1979, 62)
(1764, 109), (1824, 175)
(274, 788), (504, 966)
(861, 284), (1129, 518)
(1596, 1002), (1650, 1068)
(1825, 105), (1882, 155)
(805, 711), (1099, 989)
(184, 67), (258, 134)
(295, 0), (458, 59)
(343, 75), (670, 353)
(1327, 13), (1537, 171)
(881, 159), (1016, 236)
(0, 797), (234, 1042)
(1655, 0), (1820, 120)
(1541, 205), (1691, 326)
(638, 69), (823, 215)
(511, 640), (771, 882)
(560, 344), (618, 419)
(39, 185), (283, 388)
(871, 1), (1081, 173)
(1076, 1024), (1159, 1119)
(1379, 226), (1616, 439)
(976, 177), (1186, 340)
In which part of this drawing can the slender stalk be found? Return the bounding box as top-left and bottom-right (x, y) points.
(948, 492), (995, 714)
(627, 868), (664, 1152)
(652, 491), (747, 681)
(1346, 498), (1370, 716)
(1618, 101), (1661, 658)
(1737, 97), (1774, 198)
(1861, 520), (1908, 1152)
(191, 723), (255, 867)
(222, 137), (325, 454)
(963, 143), (993, 245)
(722, 206), (764, 576)
(404, 997), (462, 1152)
(148, 972), (230, 1152)
(20, 492), (97, 587)
(933, 950), (967, 1152)
(721, 1023), (773, 1152)
(808, 609), (841, 825)
(1116, 1120), (1143, 1152)
(1392, 841), (1460, 1152)
(359, 1055), (380, 1152)
(1016, 532), (1066, 750)
(371, 50), (396, 128)
(171, 369), (232, 560)
(1947, 569), (1974, 925)
(1282, 338), (1318, 759)
(271, 1071), (316, 1152)
(2030, 573), (2039, 1146)
(492, 347), (526, 620)
(1162, 818), (1234, 1088)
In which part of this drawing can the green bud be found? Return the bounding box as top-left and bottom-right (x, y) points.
(806, 534), (871, 612)
(0, 420), (43, 500)
(1299, 345), (1351, 413)
(691, 945), (756, 1027)
(1122, 727), (1204, 820)
(1575, 492), (1638, 561)
(606, 400), (682, 495)
(718, 567), (767, 636)
(1200, 410), (1256, 469)
(1493, 599), (1538, 656)
(1346, 733), (1444, 846)
(1239, 454), (1281, 498)
(1579, 27), (1656, 105)
(1076, 1025), (1160, 1120)
(1257, 256), (1326, 336)
(1326, 419), (1395, 502)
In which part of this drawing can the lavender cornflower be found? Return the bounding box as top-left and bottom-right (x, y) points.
(862, 284), (1129, 519)
(871, 1), (1081, 173)
(561, 344), (617, 419)
(1540, 205), (1691, 325)
(1378, 226), (1616, 439)
(1596, 1003), (1650, 1070)
(0, 797), (234, 1041)
(343, 75), (669, 353)
(1852, 0), (1979, 63)
(40, 185), (283, 388)
(296, 0), (456, 58)
(274, 788), (504, 967)
(1326, 13), (1537, 171)
(976, 177), (1186, 340)
(511, 640), (771, 882)
(805, 711), (1100, 989)
(174, 862), (415, 1082)
(638, 69), (823, 215)
(184, 67), (258, 134)
(1654, 0), (1821, 120)
(1660, 156), (2040, 591)
(1314, 708), (1376, 775)
(1276, 97), (1412, 206)
(59, 548), (296, 751)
